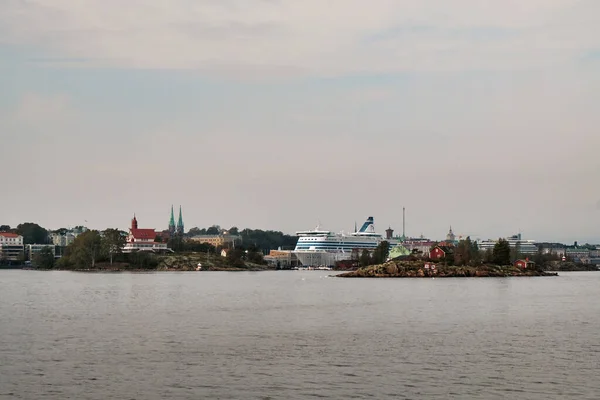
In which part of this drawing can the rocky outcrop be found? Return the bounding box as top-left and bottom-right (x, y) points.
(337, 260), (558, 278)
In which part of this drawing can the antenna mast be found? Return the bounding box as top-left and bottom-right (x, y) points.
(402, 207), (406, 238)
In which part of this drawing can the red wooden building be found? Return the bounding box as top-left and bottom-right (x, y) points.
(430, 246), (453, 260)
(514, 259), (535, 269)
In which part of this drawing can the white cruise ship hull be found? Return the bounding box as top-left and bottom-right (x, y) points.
(293, 250), (352, 267)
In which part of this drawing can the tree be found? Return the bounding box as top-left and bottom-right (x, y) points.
(34, 247), (55, 269)
(470, 240), (481, 265)
(373, 241), (390, 264)
(228, 227), (239, 235)
(0, 225), (11, 232)
(359, 249), (372, 267)
(454, 237), (478, 266)
(67, 230), (103, 269)
(206, 225), (221, 235)
(493, 239), (511, 265)
(16, 223), (48, 244)
(102, 228), (125, 265)
(226, 248), (245, 267)
(187, 227), (203, 237)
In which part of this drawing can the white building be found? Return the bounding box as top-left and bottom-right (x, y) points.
(0, 232), (25, 261)
(49, 232), (76, 247)
(122, 215), (171, 253)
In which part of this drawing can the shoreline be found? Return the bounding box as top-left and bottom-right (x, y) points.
(337, 260), (560, 278)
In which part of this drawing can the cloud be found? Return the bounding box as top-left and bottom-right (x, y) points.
(1, 0), (599, 77)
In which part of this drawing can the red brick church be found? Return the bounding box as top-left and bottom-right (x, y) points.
(122, 215), (170, 253)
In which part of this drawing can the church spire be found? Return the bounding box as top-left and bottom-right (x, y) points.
(176, 206), (184, 235)
(168, 205), (176, 235)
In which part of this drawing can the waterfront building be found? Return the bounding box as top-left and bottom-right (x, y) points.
(539, 245), (566, 257)
(401, 236), (436, 255)
(430, 245), (454, 260)
(264, 249), (300, 268)
(0, 232), (24, 261)
(27, 244), (56, 260)
(515, 259), (536, 269)
(122, 215), (170, 253)
(190, 234), (240, 248)
(49, 232), (76, 247)
(565, 248), (591, 262)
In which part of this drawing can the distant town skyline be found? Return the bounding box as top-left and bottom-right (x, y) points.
(1, 1), (599, 244)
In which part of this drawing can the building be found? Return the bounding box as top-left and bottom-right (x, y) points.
(539, 245), (566, 257)
(430, 245), (454, 260)
(388, 244), (411, 259)
(477, 234), (538, 255)
(49, 232), (76, 247)
(189, 234), (240, 248)
(122, 215), (171, 253)
(401, 236), (436, 255)
(168, 205), (185, 236)
(565, 248), (591, 263)
(515, 259), (535, 269)
(27, 244), (56, 260)
(446, 226), (456, 242)
(0, 232), (25, 261)
(264, 249), (300, 268)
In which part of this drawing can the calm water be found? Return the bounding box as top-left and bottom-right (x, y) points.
(1, 271), (599, 399)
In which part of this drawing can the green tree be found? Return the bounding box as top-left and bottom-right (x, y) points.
(359, 249), (372, 267)
(493, 239), (511, 265)
(228, 227), (239, 235)
(186, 227), (203, 237)
(102, 228), (125, 265)
(373, 241), (390, 264)
(226, 248), (246, 267)
(34, 246), (56, 269)
(0, 225), (11, 232)
(65, 230), (104, 269)
(206, 225), (221, 235)
(16, 223), (48, 244)
(470, 240), (481, 265)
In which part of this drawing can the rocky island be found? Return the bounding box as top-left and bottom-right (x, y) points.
(337, 259), (558, 278)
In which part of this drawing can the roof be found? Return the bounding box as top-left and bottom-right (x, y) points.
(130, 228), (157, 240)
(0, 232), (21, 238)
(435, 245), (454, 253)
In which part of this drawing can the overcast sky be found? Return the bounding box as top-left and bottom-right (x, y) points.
(1, 0), (599, 243)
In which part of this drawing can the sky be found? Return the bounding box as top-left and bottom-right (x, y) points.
(1, 0), (599, 243)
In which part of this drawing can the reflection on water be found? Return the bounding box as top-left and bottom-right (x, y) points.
(1, 271), (599, 399)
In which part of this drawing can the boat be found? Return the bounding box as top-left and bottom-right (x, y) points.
(477, 233), (538, 255)
(292, 217), (399, 267)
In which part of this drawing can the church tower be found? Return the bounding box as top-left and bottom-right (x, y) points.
(446, 226), (456, 242)
(131, 214), (138, 230)
(176, 206), (184, 235)
(168, 206), (176, 235)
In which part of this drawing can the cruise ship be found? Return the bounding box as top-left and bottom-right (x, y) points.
(477, 233), (538, 255)
(292, 217), (399, 267)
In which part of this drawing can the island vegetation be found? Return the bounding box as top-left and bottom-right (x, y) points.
(338, 238), (559, 278)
